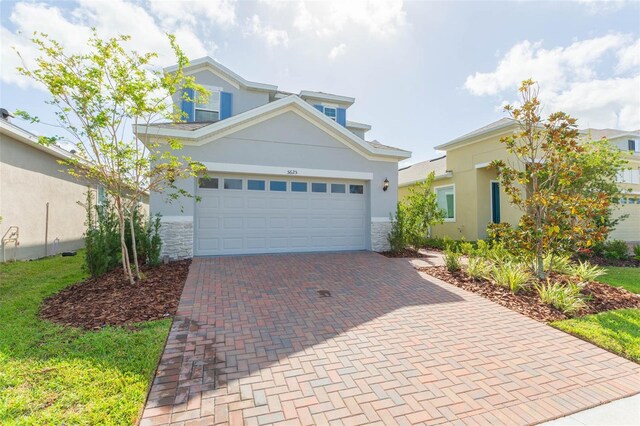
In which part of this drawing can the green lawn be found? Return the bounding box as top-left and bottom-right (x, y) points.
(552, 309), (640, 363)
(0, 253), (171, 425)
(597, 267), (640, 294)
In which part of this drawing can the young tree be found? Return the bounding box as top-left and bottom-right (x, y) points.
(15, 30), (207, 284)
(402, 172), (445, 248)
(492, 79), (628, 278)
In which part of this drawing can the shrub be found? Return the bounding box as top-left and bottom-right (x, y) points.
(422, 237), (448, 250)
(634, 244), (640, 261)
(145, 215), (163, 266)
(443, 246), (462, 272)
(82, 190), (121, 278)
(569, 260), (606, 283)
(603, 240), (629, 260)
(490, 262), (531, 293)
(536, 280), (586, 314)
(388, 203), (409, 253)
(465, 256), (491, 280)
(542, 254), (573, 275)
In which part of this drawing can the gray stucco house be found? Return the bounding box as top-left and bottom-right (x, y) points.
(135, 57), (411, 258)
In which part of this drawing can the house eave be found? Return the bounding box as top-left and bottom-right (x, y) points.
(134, 96), (410, 161)
(398, 172), (453, 187)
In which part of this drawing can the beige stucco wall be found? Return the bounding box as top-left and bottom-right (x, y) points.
(1, 134), (91, 261)
(399, 135), (639, 243)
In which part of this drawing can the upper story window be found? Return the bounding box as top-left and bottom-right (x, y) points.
(323, 107), (337, 121)
(617, 167), (640, 184)
(629, 139), (638, 153)
(195, 87), (221, 122)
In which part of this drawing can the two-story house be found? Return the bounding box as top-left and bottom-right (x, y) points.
(398, 118), (640, 245)
(135, 57), (410, 258)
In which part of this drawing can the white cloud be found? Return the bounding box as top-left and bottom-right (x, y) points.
(291, 0), (406, 38)
(147, 0), (236, 27)
(244, 14), (289, 47)
(616, 38), (640, 74)
(577, 0), (627, 14)
(1, 0), (211, 89)
(464, 35), (640, 130)
(328, 43), (347, 60)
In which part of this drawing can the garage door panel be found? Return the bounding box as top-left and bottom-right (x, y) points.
(198, 238), (220, 250)
(199, 217), (219, 230)
(223, 197), (244, 208)
(247, 197), (269, 209)
(270, 217), (287, 228)
(195, 175), (367, 255)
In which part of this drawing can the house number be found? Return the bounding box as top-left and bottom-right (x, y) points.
(287, 169), (298, 175)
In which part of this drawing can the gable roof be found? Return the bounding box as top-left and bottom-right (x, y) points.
(398, 156), (450, 187)
(135, 95), (411, 161)
(434, 118), (517, 151)
(166, 57), (278, 93)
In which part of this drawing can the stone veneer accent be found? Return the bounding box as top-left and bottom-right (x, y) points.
(371, 220), (392, 252)
(160, 219), (193, 260)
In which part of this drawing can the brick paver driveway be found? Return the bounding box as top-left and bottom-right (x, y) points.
(141, 252), (640, 425)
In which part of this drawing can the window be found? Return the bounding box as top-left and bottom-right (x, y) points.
(248, 180), (265, 191)
(629, 139), (636, 152)
(195, 88), (220, 122)
(270, 181), (287, 192)
(198, 177), (219, 189)
(291, 182), (307, 192)
(97, 186), (107, 204)
(223, 178), (242, 190)
(349, 184), (364, 194)
(436, 185), (455, 220)
(331, 183), (346, 194)
(312, 183), (327, 193)
(323, 107), (337, 121)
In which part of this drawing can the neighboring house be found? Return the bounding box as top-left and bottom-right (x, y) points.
(134, 57), (411, 258)
(0, 115), (149, 261)
(398, 118), (640, 244)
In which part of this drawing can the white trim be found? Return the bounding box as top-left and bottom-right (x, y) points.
(371, 217), (391, 223)
(475, 162), (491, 169)
(346, 120), (372, 131)
(398, 172), (453, 188)
(299, 90), (355, 105)
(135, 96), (411, 161)
(433, 183), (456, 222)
(202, 162), (374, 180)
(161, 216), (194, 223)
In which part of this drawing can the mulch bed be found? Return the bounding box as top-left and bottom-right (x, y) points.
(40, 260), (191, 330)
(419, 266), (640, 322)
(380, 249), (432, 258)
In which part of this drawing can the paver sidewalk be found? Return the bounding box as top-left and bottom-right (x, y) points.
(141, 252), (640, 425)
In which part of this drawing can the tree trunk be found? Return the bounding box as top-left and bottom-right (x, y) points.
(129, 209), (141, 281)
(116, 202), (134, 285)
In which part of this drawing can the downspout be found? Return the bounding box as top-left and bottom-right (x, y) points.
(45, 202), (49, 257)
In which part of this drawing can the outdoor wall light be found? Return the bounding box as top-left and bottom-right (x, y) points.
(383, 178), (389, 191)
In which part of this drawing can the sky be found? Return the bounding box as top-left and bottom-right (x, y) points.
(1, 0), (639, 166)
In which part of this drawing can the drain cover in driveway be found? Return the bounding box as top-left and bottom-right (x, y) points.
(317, 290), (331, 297)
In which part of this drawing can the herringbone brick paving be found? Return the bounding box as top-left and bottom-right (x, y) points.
(140, 252), (640, 425)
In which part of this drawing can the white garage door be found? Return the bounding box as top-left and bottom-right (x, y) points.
(194, 174), (367, 256)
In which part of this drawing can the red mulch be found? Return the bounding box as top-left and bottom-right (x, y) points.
(40, 260), (191, 330)
(419, 266), (640, 322)
(380, 249), (432, 258)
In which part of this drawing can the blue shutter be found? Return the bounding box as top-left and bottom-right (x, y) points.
(181, 88), (195, 122)
(313, 104), (324, 113)
(336, 108), (346, 126)
(220, 92), (232, 120)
